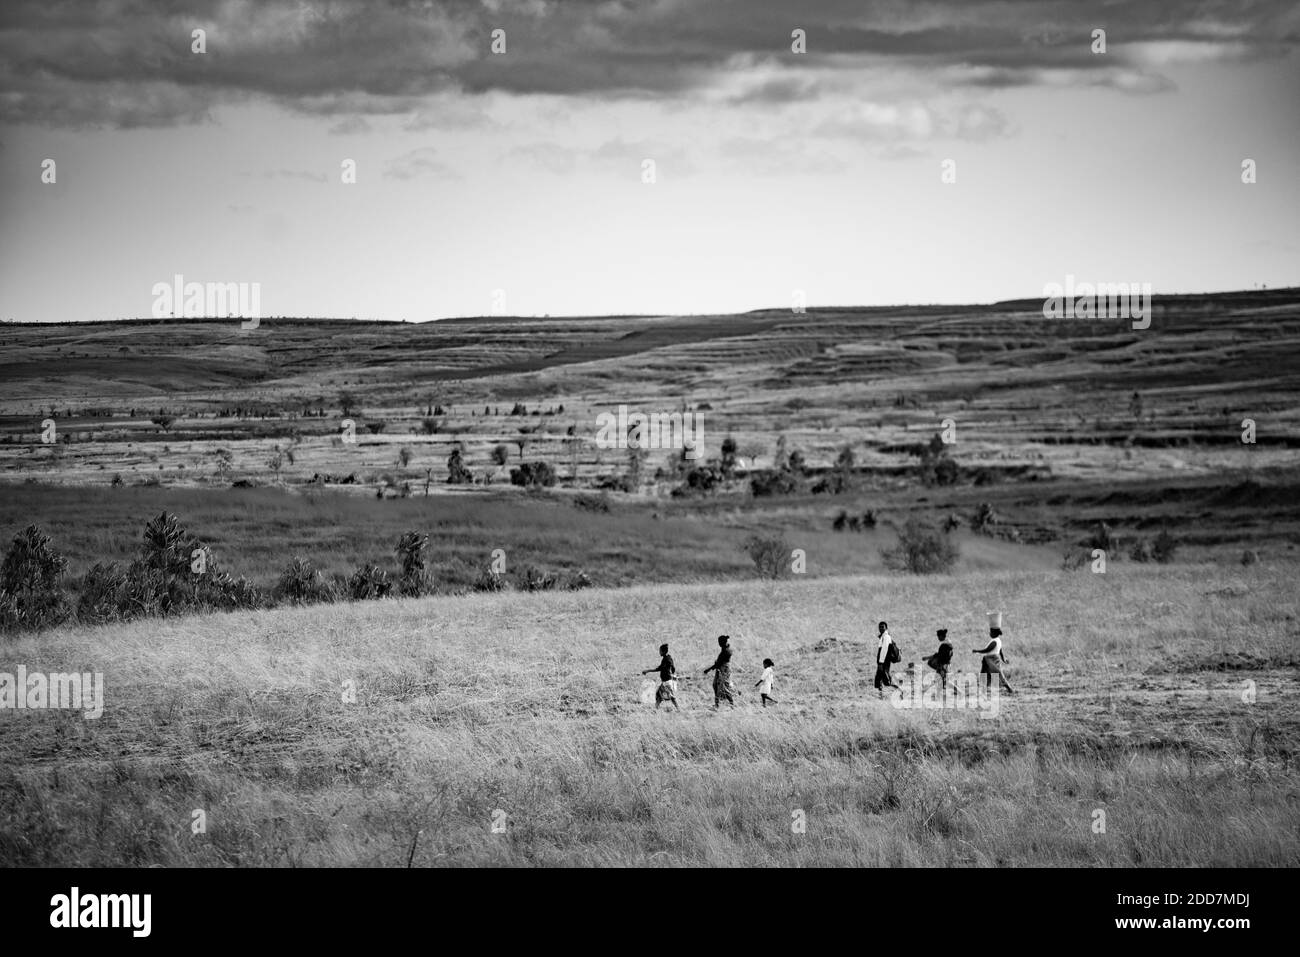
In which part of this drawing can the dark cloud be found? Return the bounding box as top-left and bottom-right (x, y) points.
(1, 0), (1295, 128)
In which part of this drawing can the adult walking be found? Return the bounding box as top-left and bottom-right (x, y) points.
(702, 634), (738, 709)
(874, 621), (899, 696)
(973, 625), (1014, 694)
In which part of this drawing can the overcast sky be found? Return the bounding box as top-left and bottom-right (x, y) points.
(1, 0), (1297, 323)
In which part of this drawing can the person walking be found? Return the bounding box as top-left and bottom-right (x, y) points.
(641, 643), (680, 710)
(702, 634), (739, 709)
(754, 658), (778, 707)
(924, 628), (955, 693)
(973, 626), (1014, 694)
(874, 621), (899, 696)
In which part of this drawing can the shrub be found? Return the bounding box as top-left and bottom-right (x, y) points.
(516, 565), (558, 592)
(566, 570), (594, 590)
(510, 461), (557, 488)
(347, 563), (393, 600)
(1241, 549), (1259, 566)
(1152, 529), (1178, 564)
(447, 448), (474, 484)
(749, 468), (799, 498)
(74, 512), (263, 621)
(917, 435), (959, 487)
(77, 562), (130, 623)
(743, 535), (790, 580)
(833, 510), (848, 531)
(1129, 539), (1152, 563)
(1086, 521), (1115, 553)
(1061, 548), (1088, 571)
(472, 567), (508, 592)
(970, 503), (998, 534)
(881, 517), (959, 574)
(0, 525), (70, 631)
(395, 531), (431, 597)
(670, 462), (726, 496)
(273, 557), (335, 605)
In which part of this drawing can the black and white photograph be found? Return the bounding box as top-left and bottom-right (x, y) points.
(0, 0), (1296, 925)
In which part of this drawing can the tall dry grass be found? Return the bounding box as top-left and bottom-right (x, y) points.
(1, 564), (1296, 866)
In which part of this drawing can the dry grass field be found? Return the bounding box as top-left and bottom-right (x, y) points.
(2, 564), (1296, 866)
(2, 289), (1298, 868)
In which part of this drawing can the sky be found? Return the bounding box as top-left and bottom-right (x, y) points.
(1, 0), (1298, 323)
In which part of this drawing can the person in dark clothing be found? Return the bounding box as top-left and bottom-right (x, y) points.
(874, 621), (899, 695)
(973, 627), (1014, 694)
(925, 628), (955, 693)
(641, 643), (680, 709)
(702, 634), (738, 709)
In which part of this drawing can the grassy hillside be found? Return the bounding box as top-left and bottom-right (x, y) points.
(2, 564), (1295, 866)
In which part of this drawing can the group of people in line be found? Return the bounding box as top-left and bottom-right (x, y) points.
(641, 620), (1014, 711)
(872, 621), (1014, 697)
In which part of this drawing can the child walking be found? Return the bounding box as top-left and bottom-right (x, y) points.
(755, 658), (778, 707)
(641, 643), (680, 710)
(925, 628), (955, 693)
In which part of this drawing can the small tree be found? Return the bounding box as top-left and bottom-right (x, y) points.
(398, 446), (413, 468)
(743, 534), (790, 580)
(881, 517), (959, 574)
(339, 390), (359, 417)
(491, 444), (510, 468)
(151, 415), (176, 432)
(213, 448), (234, 479)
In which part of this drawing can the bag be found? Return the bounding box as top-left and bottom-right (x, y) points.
(887, 640), (901, 664)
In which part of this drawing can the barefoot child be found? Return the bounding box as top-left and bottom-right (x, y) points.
(925, 628), (954, 693)
(755, 658), (778, 707)
(641, 643), (680, 710)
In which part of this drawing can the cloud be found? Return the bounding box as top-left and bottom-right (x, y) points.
(329, 116), (371, 135)
(382, 146), (460, 181)
(503, 142), (580, 175)
(1, 0), (1295, 128)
